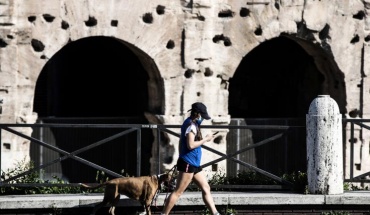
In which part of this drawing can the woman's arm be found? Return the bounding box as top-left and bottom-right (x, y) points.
(186, 131), (213, 150)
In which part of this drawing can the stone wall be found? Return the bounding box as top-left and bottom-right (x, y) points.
(0, 0), (369, 178)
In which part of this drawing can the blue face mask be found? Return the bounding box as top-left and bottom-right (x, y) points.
(196, 116), (203, 125)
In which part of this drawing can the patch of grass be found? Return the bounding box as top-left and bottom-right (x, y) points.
(0, 158), (84, 195)
(185, 169), (308, 193)
(0, 159), (135, 195)
(282, 171), (308, 193)
(343, 182), (369, 191)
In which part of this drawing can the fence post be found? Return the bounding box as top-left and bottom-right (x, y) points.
(0, 98), (2, 178)
(306, 95), (343, 194)
(137, 128), (141, 176)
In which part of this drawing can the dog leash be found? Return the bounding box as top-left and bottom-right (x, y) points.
(162, 165), (177, 206)
(151, 165), (178, 211)
(152, 172), (170, 209)
(152, 188), (160, 209)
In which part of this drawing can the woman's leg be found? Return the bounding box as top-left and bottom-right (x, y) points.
(193, 171), (218, 215)
(162, 171), (194, 215)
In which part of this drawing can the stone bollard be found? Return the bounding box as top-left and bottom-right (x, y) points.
(306, 95), (343, 194)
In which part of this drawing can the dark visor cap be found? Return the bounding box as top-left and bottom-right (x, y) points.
(189, 102), (211, 120)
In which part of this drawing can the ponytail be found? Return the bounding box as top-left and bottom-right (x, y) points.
(190, 111), (203, 141)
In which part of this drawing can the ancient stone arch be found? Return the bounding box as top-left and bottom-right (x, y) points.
(31, 36), (161, 179)
(228, 35), (346, 174)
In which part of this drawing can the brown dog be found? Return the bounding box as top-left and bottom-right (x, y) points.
(80, 173), (171, 215)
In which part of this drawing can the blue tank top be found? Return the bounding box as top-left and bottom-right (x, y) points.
(179, 117), (202, 167)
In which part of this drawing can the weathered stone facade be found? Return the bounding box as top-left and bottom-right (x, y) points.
(0, 0), (370, 180)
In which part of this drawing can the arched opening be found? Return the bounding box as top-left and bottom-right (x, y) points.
(32, 36), (158, 182)
(229, 36), (326, 118)
(34, 37), (150, 117)
(228, 35), (346, 176)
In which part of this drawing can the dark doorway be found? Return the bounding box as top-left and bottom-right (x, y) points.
(229, 36), (323, 118)
(228, 36), (326, 177)
(34, 37), (149, 117)
(32, 37), (153, 182)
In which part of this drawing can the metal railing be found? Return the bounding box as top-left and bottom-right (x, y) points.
(343, 118), (370, 183)
(0, 120), (306, 190)
(1, 118), (369, 190)
(159, 123), (297, 189)
(0, 124), (142, 186)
